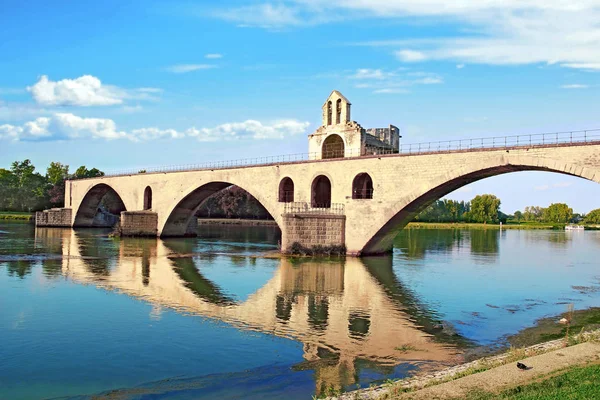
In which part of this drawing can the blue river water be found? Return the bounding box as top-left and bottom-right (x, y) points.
(1, 222), (599, 399)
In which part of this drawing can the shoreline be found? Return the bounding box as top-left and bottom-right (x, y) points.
(333, 307), (600, 399)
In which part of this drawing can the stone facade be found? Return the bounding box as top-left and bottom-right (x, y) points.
(35, 208), (72, 227)
(120, 211), (158, 237)
(281, 214), (346, 251)
(308, 90), (401, 159)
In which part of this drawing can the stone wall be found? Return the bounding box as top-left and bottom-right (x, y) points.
(120, 211), (158, 237)
(35, 208), (72, 227)
(282, 214), (345, 251)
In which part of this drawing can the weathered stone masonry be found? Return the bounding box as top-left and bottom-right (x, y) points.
(36, 208), (72, 227)
(282, 214), (345, 251)
(120, 211), (158, 237)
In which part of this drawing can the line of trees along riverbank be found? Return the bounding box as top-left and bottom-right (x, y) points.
(0, 159), (103, 212)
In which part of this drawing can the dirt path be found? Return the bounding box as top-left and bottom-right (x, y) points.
(402, 342), (600, 399)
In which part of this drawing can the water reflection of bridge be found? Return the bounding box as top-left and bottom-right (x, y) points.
(36, 228), (460, 394)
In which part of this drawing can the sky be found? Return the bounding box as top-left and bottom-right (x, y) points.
(1, 0), (600, 213)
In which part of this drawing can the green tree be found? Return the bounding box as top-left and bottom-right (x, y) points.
(543, 203), (573, 223)
(73, 166), (104, 179)
(584, 209), (600, 224)
(46, 162), (70, 207)
(469, 194), (501, 223)
(513, 210), (523, 221)
(9, 160), (48, 211)
(46, 162), (69, 185)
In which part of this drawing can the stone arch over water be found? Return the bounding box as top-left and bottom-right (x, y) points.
(73, 183), (127, 227)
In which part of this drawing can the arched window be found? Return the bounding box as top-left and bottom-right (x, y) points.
(278, 177), (294, 202)
(352, 173), (373, 199)
(311, 175), (331, 208)
(336, 99), (341, 124)
(322, 134), (345, 159)
(327, 101), (332, 125)
(143, 186), (152, 210)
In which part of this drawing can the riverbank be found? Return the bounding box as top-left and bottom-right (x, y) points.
(333, 307), (600, 399)
(0, 212), (33, 221)
(406, 222), (597, 230)
(333, 330), (600, 399)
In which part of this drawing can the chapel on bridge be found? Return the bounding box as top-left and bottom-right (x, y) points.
(308, 90), (401, 159)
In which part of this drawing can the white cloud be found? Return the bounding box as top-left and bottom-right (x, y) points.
(210, 3), (304, 29)
(373, 88), (408, 94)
(189, 119), (310, 141)
(205, 53), (223, 59)
(0, 113), (310, 142)
(165, 64), (217, 73)
(396, 50), (427, 62)
(560, 84), (589, 89)
(26, 75), (161, 107)
(346, 68), (442, 94)
(456, 64), (465, 69)
(209, 1), (600, 71)
(27, 75), (124, 106)
(534, 184), (550, 191)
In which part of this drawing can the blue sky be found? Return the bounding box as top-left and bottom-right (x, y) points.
(1, 0), (600, 213)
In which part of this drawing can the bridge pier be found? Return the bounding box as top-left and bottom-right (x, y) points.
(119, 211), (158, 237)
(35, 208), (72, 227)
(281, 203), (346, 254)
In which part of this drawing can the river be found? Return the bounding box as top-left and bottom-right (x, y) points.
(1, 222), (599, 399)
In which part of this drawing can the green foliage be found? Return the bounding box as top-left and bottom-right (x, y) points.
(585, 208), (600, 224)
(0, 160), (104, 212)
(469, 194), (501, 223)
(543, 203), (573, 223)
(74, 166), (104, 179)
(414, 199), (470, 222)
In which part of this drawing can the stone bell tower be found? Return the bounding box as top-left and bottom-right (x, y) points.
(322, 90), (351, 126)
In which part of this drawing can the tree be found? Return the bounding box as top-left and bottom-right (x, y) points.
(584, 209), (600, 224)
(469, 194), (501, 223)
(543, 203), (573, 223)
(523, 206), (545, 222)
(73, 166), (104, 179)
(46, 162), (70, 207)
(9, 160), (47, 211)
(513, 210), (523, 221)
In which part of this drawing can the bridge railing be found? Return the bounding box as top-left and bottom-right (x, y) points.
(283, 202), (345, 215)
(76, 128), (600, 179)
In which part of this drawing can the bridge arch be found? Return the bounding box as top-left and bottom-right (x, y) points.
(161, 181), (281, 237)
(73, 183), (127, 227)
(358, 156), (600, 255)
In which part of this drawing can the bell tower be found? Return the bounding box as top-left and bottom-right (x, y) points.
(322, 90), (351, 126)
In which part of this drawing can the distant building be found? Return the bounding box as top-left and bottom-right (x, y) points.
(308, 90), (401, 159)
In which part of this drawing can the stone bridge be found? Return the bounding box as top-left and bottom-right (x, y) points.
(37, 139), (600, 255)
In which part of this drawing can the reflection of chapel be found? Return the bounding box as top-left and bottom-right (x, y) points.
(308, 90), (401, 159)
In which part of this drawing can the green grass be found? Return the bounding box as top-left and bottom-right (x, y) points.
(0, 211), (34, 221)
(464, 363), (600, 399)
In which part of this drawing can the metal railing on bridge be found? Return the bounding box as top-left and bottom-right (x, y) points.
(77, 128), (600, 179)
(283, 202), (345, 216)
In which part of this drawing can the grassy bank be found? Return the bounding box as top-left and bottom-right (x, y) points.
(407, 222), (569, 230)
(464, 363), (600, 399)
(0, 211), (33, 221)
